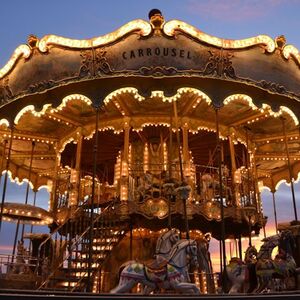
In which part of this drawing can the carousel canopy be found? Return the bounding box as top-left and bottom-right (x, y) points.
(0, 11), (300, 191)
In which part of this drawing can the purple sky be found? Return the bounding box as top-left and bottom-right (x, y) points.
(1, 0), (300, 270)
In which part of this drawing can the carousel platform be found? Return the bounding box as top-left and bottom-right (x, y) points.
(0, 289), (300, 300)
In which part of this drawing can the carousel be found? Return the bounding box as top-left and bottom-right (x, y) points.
(0, 9), (300, 295)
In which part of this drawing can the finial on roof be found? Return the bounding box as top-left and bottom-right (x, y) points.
(148, 9), (164, 35)
(27, 34), (39, 49)
(275, 35), (286, 50)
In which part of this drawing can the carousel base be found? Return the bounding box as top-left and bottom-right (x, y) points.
(0, 289), (300, 300)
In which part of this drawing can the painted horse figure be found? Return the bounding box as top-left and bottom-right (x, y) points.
(254, 233), (283, 293)
(110, 239), (200, 294)
(226, 245), (258, 294)
(256, 230), (296, 292)
(155, 229), (180, 263)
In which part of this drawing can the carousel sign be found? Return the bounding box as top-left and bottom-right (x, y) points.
(121, 47), (193, 60)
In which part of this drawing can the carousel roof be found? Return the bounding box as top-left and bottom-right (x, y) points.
(0, 11), (300, 191)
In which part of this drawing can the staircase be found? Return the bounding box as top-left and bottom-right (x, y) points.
(37, 201), (127, 292)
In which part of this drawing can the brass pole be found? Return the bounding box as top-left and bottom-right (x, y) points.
(173, 101), (189, 239)
(215, 108), (227, 289)
(0, 139), (8, 187)
(272, 190), (278, 233)
(87, 106), (100, 292)
(21, 141), (36, 240)
(281, 117), (298, 222)
(0, 126), (14, 232)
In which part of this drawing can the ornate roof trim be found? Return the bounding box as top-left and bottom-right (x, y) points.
(163, 20), (276, 52)
(38, 19), (152, 52)
(283, 44), (300, 65)
(0, 44), (31, 79)
(1, 18), (300, 81)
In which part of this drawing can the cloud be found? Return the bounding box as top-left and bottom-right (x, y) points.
(185, 0), (290, 22)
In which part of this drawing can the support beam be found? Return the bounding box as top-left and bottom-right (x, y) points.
(282, 117), (298, 222)
(228, 134), (238, 206)
(46, 111), (82, 127)
(229, 111), (266, 127)
(215, 108), (227, 288)
(0, 129), (58, 144)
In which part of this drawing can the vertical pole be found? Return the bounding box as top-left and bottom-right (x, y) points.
(168, 119), (173, 177)
(168, 122), (173, 229)
(0, 126), (14, 232)
(11, 218), (20, 262)
(30, 190), (38, 234)
(248, 216), (252, 247)
(21, 141), (35, 240)
(238, 235), (242, 260)
(215, 108), (227, 291)
(173, 101), (189, 239)
(272, 191), (278, 233)
(74, 134), (83, 206)
(87, 106), (100, 293)
(129, 223), (133, 260)
(228, 134), (237, 206)
(281, 117), (298, 222)
(0, 139), (8, 186)
(245, 127), (251, 206)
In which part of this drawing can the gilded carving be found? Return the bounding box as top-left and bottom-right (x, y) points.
(203, 50), (235, 78)
(79, 48), (113, 77)
(257, 80), (287, 94)
(79, 50), (93, 77)
(94, 48), (113, 75)
(0, 77), (13, 104)
(28, 80), (55, 93)
(138, 66), (178, 76)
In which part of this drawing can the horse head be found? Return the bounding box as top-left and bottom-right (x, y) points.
(245, 245), (257, 263)
(279, 229), (296, 257)
(168, 239), (198, 269)
(257, 234), (280, 259)
(155, 228), (180, 257)
(186, 240), (199, 268)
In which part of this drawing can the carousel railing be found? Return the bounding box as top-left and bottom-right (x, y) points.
(70, 225), (127, 292)
(126, 163), (258, 209)
(0, 253), (38, 275)
(36, 197), (91, 273)
(36, 201), (114, 290)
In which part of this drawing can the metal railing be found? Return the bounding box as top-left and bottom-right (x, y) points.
(37, 202), (114, 290)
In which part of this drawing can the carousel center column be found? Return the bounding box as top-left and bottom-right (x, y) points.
(119, 118), (131, 219)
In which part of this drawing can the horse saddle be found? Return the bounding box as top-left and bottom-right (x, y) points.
(144, 259), (168, 282)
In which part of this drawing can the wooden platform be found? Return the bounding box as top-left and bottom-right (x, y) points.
(1, 289), (300, 300)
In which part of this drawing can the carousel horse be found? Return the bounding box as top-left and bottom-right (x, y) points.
(226, 245), (258, 294)
(256, 230), (297, 292)
(110, 239), (200, 294)
(254, 233), (282, 293)
(155, 229), (180, 263)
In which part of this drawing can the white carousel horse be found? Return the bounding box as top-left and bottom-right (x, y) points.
(110, 239), (200, 294)
(226, 245), (258, 294)
(155, 229), (180, 263)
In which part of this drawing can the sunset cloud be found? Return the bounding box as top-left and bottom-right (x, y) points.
(185, 0), (292, 22)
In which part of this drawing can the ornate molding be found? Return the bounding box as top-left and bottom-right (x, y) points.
(203, 50), (235, 78)
(138, 66), (178, 76)
(79, 48), (113, 77)
(0, 77), (13, 105)
(163, 20), (276, 53)
(38, 19), (152, 53)
(0, 45), (31, 80)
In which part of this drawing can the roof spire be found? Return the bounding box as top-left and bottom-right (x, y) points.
(148, 9), (164, 35)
